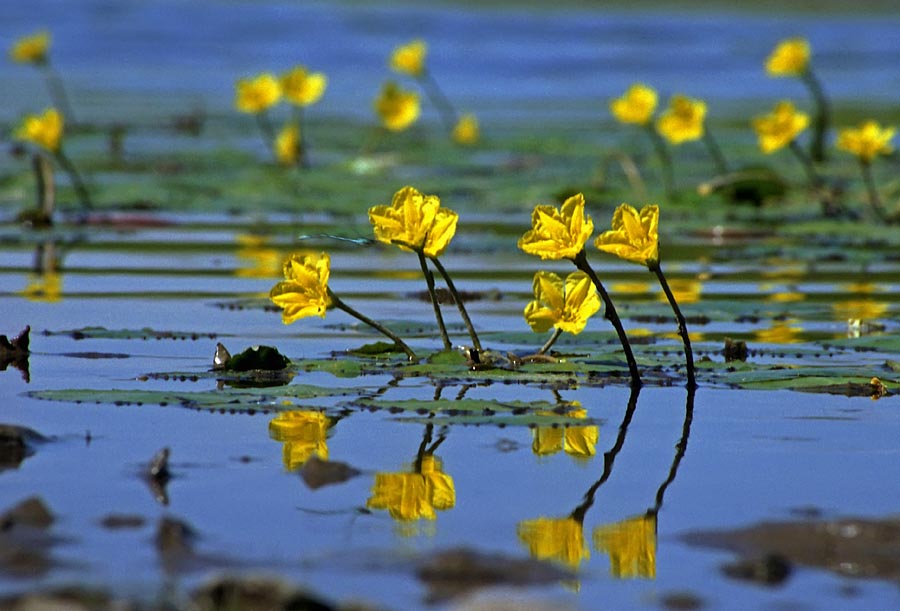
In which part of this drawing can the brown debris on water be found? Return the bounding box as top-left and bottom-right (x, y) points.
(0, 423), (47, 471)
(299, 456), (361, 490)
(0, 326), (31, 383)
(723, 338), (748, 362)
(0, 496), (64, 579)
(191, 575), (340, 611)
(145, 447), (172, 505)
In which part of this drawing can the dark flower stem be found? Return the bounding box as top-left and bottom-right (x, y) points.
(859, 161), (890, 223)
(54, 148), (92, 211)
(537, 327), (563, 355)
(571, 250), (641, 388)
(417, 251), (453, 350)
(41, 63), (76, 125)
(649, 385), (695, 515)
(802, 69), (830, 163)
(644, 124), (676, 201)
(291, 105), (310, 169)
(428, 255), (483, 358)
(327, 289), (417, 361)
(255, 110), (277, 158)
(420, 70), (458, 133)
(649, 261), (696, 389)
(788, 140), (821, 189)
(703, 128), (729, 175)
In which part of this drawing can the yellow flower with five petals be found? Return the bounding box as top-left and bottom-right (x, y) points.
(15, 107), (64, 153)
(595, 203), (659, 267)
(752, 100), (809, 154)
(765, 37), (810, 77)
(10, 30), (50, 64)
(610, 83), (658, 126)
(269, 252), (332, 324)
(518, 193), (594, 261)
(374, 81), (420, 132)
(656, 95), (706, 145)
(390, 39), (427, 77)
(525, 271), (600, 335)
(836, 121), (895, 164)
(368, 185), (458, 258)
(281, 66), (327, 107)
(234, 73), (282, 114)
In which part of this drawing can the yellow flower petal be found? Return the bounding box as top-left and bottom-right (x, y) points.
(235, 73), (282, 113)
(281, 66), (327, 107)
(524, 270), (599, 336)
(593, 514), (657, 579)
(10, 30), (50, 64)
(374, 81), (420, 131)
(656, 95), (706, 145)
(368, 185), (458, 257)
(390, 39), (427, 77)
(518, 516), (590, 568)
(274, 122), (300, 166)
(765, 37), (810, 77)
(268, 252), (332, 324)
(15, 107), (64, 153)
(610, 83), (658, 126)
(595, 203), (659, 267)
(518, 193), (594, 260)
(836, 120), (895, 163)
(452, 113), (479, 145)
(367, 455), (455, 522)
(751, 100), (809, 154)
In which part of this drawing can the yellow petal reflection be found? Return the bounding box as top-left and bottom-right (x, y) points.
(610, 83), (658, 126)
(390, 39), (427, 77)
(531, 406), (598, 459)
(452, 113), (479, 145)
(235, 73), (282, 114)
(593, 513), (657, 579)
(268, 410), (333, 470)
(518, 516), (589, 568)
(518, 193), (594, 261)
(752, 101), (809, 154)
(368, 185), (458, 257)
(235, 234), (282, 279)
(754, 319), (803, 344)
(268, 252), (332, 324)
(19, 272), (62, 303)
(836, 121), (895, 164)
(765, 37), (810, 77)
(658, 278), (701, 305)
(10, 30), (50, 64)
(656, 95), (706, 145)
(374, 81), (420, 132)
(367, 455), (455, 522)
(832, 299), (888, 324)
(281, 66), (327, 107)
(594, 203), (659, 267)
(15, 108), (64, 153)
(524, 271), (600, 335)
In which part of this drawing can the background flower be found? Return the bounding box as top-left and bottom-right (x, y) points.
(10, 30), (50, 64)
(390, 39), (427, 77)
(766, 37), (810, 77)
(374, 81), (420, 132)
(752, 100), (809, 153)
(518, 193), (594, 260)
(610, 83), (658, 125)
(452, 113), (479, 145)
(656, 95), (706, 145)
(836, 121), (895, 163)
(269, 252), (332, 323)
(524, 270), (600, 335)
(235, 73), (282, 113)
(595, 203), (659, 267)
(15, 107), (64, 153)
(274, 122), (300, 166)
(369, 185), (458, 258)
(281, 66), (327, 107)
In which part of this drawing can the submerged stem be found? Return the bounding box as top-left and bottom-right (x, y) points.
(650, 262), (696, 389)
(645, 124), (676, 201)
(327, 289), (417, 361)
(537, 327), (563, 355)
(571, 250), (641, 388)
(417, 251), (452, 350)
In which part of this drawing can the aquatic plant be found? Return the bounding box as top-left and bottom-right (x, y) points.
(752, 100), (820, 190)
(235, 72), (282, 159)
(765, 37), (831, 162)
(836, 121), (896, 221)
(369, 185), (481, 356)
(451, 113), (479, 146)
(280, 65), (327, 167)
(595, 203), (696, 388)
(373, 81), (420, 132)
(9, 29), (76, 123)
(269, 251), (416, 360)
(524, 271), (600, 354)
(657, 94), (728, 175)
(14, 107), (91, 211)
(519, 193), (641, 387)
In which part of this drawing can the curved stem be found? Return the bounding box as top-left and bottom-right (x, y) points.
(802, 69), (830, 163)
(292, 105), (310, 169)
(537, 327), (563, 355)
(788, 139), (821, 189)
(571, 250), (641, 388)
(420, 70), (458, 133)
(650, 261), (696, 389)
(703, 127), (729, 175)
(649, 385), (695, 515)
(54, 148), (92, 211)
(644, 124), (676, 201)
(417, 251), (452, 350)
(859, 160), (889, 222)
(327, 289), (417, 361)
(428, 255), (483, 357)
(42, 63), (76, 125)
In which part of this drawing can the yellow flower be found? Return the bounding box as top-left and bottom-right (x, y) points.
(15, 107), (64, 153)
(525, 271), (600, 335)
(595, 203), (659, 267)
(269, 252), (332, 324)
(765, 37), (810, 77)
(274, 122), (300, 166)
(452, 113), (479, 145)
(531, 407), (599, 459)
(10, 30), (50, 64)
(234, 73), (282, 114)
(836, 121), (895, 164)
(269, 410), (332, 470)
(518, 516), (589, 568)
(610, 83), (658, 126)
(368, 185), (458, 258)
(374, 81), (420, 132)
(656, 95), (706, 145)
(593, 513), (657, 579)
(518, 193), (594, 261)
(367, 455), (455, 521)
(751, 100), (809, 154)
(390, 39), (427, 77)
(281, 66), (327, 107)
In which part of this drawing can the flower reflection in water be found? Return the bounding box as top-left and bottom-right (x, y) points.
(235, 233), (282, 279)
(20, 272), (62, 303)
(754, 319), (803, 344)
(531, 405), (598, 460)
(268, 410), (335, 470)
(517, 515), (589, 569)
(593, 513), (657, 579)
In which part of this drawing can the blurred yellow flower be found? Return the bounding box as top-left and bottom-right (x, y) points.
(367, 455), (455, 521)
(593, 513), (657, 579)
(235, 234), (282, 279)
(836, 121), (895, 164)
(19, 272), (62, 303)
(752, 100), (809, 154)
(525, 271), (600, 335)
(518, 516), (589, 568)
(281, 66), (327, 107)
(269, 252), (332, 324)
(765, 37), (810, 77)
(15, 107), (64, 153)
(368, 185), (458, 258)
(656, 95), (706, 145)
(10, 30), (50, 64)
(269, 410), (332, 470)
(519, 193), (594, 261)
(390, 39), (427, 77)
(595, 203), (659, 267)
(610, 83), (658, 126)
(235, 73), (282, 114)
(274, 122), (300, 166)
(374, 81), (420, 132)
(452, 113), (479, 145)
(531, 406), (598, 459)
(754, 319), (803, 344)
